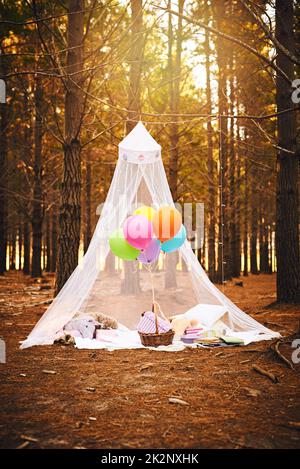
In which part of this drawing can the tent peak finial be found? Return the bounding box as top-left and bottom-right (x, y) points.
(119, 121), (161, 164)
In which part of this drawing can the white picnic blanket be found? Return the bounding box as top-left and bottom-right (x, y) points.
(74, 330), (185, 351)
(73, 302), (276, 351)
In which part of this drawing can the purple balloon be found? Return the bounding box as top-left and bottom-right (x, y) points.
(138, 239), (161, 264)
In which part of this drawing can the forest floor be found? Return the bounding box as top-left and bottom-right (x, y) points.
(0, 271), (299, 449)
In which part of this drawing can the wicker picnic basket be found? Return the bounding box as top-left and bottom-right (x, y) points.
(138, 303), (174, 347)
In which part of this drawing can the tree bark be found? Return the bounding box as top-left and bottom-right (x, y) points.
(122, 0), (144, 295)
(0, 56), (7, 275)
(31, 74), (43, 278)
(233, 119), (241, 277)
(267, 196), (273, 274)
(18, 223), (22, 270)
(250, 181), (259, 275)
(204, 9), (216, 280)
(23, 221), (30, 275)
(45, 211), (51, 272)
(84, 152), (92, 253)
(126, 0), (144, 129)
(168, 0), (184, 202)
(243, 153), (249, 277)
(269, 223), (273, 274)
(165, 252), (178, 289)
(275, 0), (300, 303)
(55, 0), (84, 294)
(214, 0), (230, 282)
(259, 199), (269, 274)
(165, 0), (184, 289)
(51, 208), (57, 273)
(10, 226), (16, 270)
(229, 51), (237, 278)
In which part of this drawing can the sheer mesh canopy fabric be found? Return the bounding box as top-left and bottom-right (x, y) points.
(21, 122), (279, 348)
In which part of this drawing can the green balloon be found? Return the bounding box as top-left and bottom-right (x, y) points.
(109, 228), (140, 261)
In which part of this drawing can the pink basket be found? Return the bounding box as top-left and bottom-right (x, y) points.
(137, 304), (174, 347)
(137, 311), (171, 334)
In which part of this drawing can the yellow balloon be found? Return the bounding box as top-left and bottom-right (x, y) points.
(133, 206), (156, 221)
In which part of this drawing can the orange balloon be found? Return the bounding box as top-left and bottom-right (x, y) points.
(152, 206), (182, 243)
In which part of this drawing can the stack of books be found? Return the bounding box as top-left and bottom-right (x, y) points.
(180, 327), (244, 347)
(180, 327), (203, 344)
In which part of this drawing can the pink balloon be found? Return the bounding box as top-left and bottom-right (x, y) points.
(138, 239), (161, 264)
(123, 215), (153, 250)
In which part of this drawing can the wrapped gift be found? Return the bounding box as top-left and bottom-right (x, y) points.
(137, 311), (172, 334)
(184, 327), (204, 335)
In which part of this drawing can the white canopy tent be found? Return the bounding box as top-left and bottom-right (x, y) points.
(21, 122), (279, 349)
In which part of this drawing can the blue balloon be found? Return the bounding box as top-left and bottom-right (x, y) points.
(161, 225), (186, 253)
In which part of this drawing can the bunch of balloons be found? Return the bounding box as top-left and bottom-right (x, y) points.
(109, 205), (186, 264)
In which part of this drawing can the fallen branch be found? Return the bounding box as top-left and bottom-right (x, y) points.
(139, 363), (155, 372)
(20, 434), (39, 442)
(272, 340), (295, 371)
(42, 369), (56, 375)
(252, 364), (278, 383)
(11, 299), (52, 308)
(285, 422), (300, 431)
(243, 387), (261, 397)
(168, 397), (189, 406)
(16, 441), (30, 449)
(31, 299), (53, 307)
(243, 349), (262, 353)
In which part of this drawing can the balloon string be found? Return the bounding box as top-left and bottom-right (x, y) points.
(145, 263), (168, 322)
(144, 264), (155, 304)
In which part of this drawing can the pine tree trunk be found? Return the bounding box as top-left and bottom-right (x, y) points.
(126, 0), (143, 127)
(105, 251), (116, 275)
(204, 12), (216, 280)
(51, 208), (57, 273)
(259, 209), (263, 273)
(168, 0), (184, 203)
(214, 0), (229, 282)
(56, 141), (82, 292)
(250, 183), (259, 275)
(31, 74), (43, 278)
(18, 223), (23, 270)
(275, 0), (300, 303)
(268, 225), (273, 274)
(266, 191), (273, 274)
(229, 50), (236, 278)
(197, 246), (202, 266)
(10, 227), (16, 270)
(0, 57), (7, 275)
(243, 155), (248, 277)
(42, 236), (46, 272)
(23, 221), (30, 275)
(165, 0), (184, 288)
(84, 152), (92, 253)
(122, 0), (144, 295)
(259, 199), (269, 274)
(105, 125), (116, 275)
(55, 0), (84, 294)
(45, 212), (51, 272)
(233, 120), (241, 277)
(263, 224), (269, 273)
(21, 83), (31, 275)
(165, 252), (178, 289)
